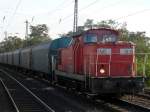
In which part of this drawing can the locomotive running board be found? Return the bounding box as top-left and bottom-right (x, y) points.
(55, 70), (85, 81)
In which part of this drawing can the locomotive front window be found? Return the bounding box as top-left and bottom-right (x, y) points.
(101, 34), (117, 43)
(84, 33), (97, 43)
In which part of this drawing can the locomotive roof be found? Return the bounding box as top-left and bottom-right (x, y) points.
(72, 28), (119, 38)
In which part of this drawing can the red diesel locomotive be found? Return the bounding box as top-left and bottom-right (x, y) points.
(0, 28), (144, 95)
(55, 28), (144, 94)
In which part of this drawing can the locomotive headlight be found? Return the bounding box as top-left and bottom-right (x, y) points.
(100, 68), (105, 74)
(120, 48), (133, 55)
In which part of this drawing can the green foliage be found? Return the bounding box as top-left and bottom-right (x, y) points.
(61, 19), (122, 37)
(95, 20), (120, 29)
(0, 36), (23, 52)
(0, 24), (51, 52)
(84, 19), (94, 29)
(23, 36), (51, 47)
(28, 24), (51, 46)
(30, 24), (49, 38)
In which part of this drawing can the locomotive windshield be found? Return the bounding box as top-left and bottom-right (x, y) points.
(84, 33), (97, 43)
(101, 34), (117, 43)
(84, 33), (117, 43)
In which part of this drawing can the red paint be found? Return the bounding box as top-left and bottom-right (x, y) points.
(57, 28), (136, 78)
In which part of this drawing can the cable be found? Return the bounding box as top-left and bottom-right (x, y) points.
(61, 0), (126, 23)
(0, 0), (22, 41)
(46, 0), (74, 16)
(114, 8), (150, 20)
(52, 8), (150, 38)
(62, 0), (101, 21)
(5, 0), (22, 30)
(80, 0), (100, 11)
(51, 0), (124, 34)
(49, 0), (102, 37)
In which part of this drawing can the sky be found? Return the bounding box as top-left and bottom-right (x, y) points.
(0, 0), (150, 41)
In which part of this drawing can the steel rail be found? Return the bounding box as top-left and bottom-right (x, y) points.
(96, 96), (150, 112)
(117, 99), (150, 112)
(136, 93), (150, 100)
(0, 78), (19, 112)
(0, 69), (55, 112)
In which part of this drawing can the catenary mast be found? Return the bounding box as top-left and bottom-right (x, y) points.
(73, 0), (78, 33)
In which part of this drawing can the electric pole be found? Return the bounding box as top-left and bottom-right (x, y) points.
(4, 31), (7, 39)
(25, 20), (29, 39)
(73, 0), (78, 33)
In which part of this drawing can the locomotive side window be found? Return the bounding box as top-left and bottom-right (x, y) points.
(84, 33), (97, 43)
(120, 48), (133, 55)
(101, 34), (117, 43)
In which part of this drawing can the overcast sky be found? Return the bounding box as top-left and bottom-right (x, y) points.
(0, 0), (149, 41)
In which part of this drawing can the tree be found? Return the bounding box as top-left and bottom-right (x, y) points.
(0, 24), (52, 52)
(95, 20), (120, 29)
(84, 19), (93, 29)
(30, 24), (49, 38)
(59, 26), (85, 37)
(0, 36), (23, 52)
(28, 24), (51, 46)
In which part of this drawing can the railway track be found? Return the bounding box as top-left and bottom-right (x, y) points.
(0, 69), (54, 112)
(0, 79), (17, 112)
(136, 93), (150, 100)
(144, 88), (150, 95)
(95, 95), (150, 112)
(121, 95), (150, 111)
(113, 98), (150, 112)
(1, 67), (150, 112)
(0, 67), (115, 112)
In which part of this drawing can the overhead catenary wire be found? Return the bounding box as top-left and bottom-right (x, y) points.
(60, 0), (126, 23)
(50, 0), (129, 36)
(51, 7), (150, 38)
(47, 0), (74, 16)
(62, 0), (101, 21)
(5, 0), (22, 30)
(114, 8), (150, 20)
(0, 0), (22, 40)
(0, 0), (149, 41)
(0, 0), (73, 18)
(0, 0), (73, 41)
(51, 0), (102, 30)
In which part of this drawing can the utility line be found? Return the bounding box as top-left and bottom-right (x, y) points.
(50, 0), (102, 36)
(114, 8), (150, 20)
(62, 0), (101, 21)
(49, 0), (126, 36)
(60, 0), (126, 23)
(47, 0), (74, 15)
(5, 0), (22, 30)
(0, 0), (22, 40)
(79, 0), (100, 11)
(52, 8), (150, 37)
(52, 0), (124, 29)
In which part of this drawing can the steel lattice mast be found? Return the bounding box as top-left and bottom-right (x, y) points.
(73, 0), (78, 33)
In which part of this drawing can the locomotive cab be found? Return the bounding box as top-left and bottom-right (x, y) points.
(83, 29), (134, 77)
(55, 28), (144, 94)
